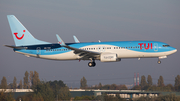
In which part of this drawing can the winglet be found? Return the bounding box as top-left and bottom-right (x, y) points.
(73, 35), (80, 43)
(56, 34), (66, 46)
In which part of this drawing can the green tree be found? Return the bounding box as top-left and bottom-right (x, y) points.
(110, 84), (118, 90)
(74, 95), (95, 100)
(8, 83), (13, 89)
(158, 75), (164, 87)
(118, 85), (128, 90)
(13, 76), (17, 89)
(0, 91), (15, 101)
(17, 89), (44, 101)
(147, 75), (153, 86)
(102, 84), (111, 90)
(23, 71), (29, 89)
(33, 82), (54, 101)
(1, 76), (7, 89)
(18, 79), (23, 89)
(174, 75), (180, 91)
(32, 71), (40, 87)
(58, 87), (71, 100)
(48, 80), (66, 98)
(175, 75), (180, 86)
(98, 82), (102, 89)
(80, 76), (87, 88)
(154, 94), (180, 101)
(165, 84), (174, 91)
(140, 75), (147, 88)
(101, 94), (125, 101)
(29, 71), (33, 87)
(131, 85), (141, 90)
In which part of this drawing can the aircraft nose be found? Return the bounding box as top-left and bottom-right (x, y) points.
(171, 47), (177, 53)
(174, 49), (177, 53)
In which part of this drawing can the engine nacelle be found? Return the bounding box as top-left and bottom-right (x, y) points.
(100, 53), (120, 62)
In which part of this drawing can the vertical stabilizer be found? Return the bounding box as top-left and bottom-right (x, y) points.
(7, 15), (50, 46)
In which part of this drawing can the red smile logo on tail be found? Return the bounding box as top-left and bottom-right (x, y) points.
(14, 33), (24, 40)
(59, 41), (62, 44)
(14, 30), (25, 40)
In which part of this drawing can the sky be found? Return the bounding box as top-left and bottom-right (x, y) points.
(0, 0), (180, 88)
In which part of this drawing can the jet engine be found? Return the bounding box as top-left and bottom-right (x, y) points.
(100, 53), (121, 62)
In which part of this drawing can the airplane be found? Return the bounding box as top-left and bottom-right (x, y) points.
(5, 15), (177, 67)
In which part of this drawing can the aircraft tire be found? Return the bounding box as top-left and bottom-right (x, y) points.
(92, 62), (96, 67)
(88, 62), (93, 67)
(157, 60), (161, 64)
(88, 62), (96, 67)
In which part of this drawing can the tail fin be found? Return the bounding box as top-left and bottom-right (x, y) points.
(7, 15), (50, 46)
(56, 34), (66, 46)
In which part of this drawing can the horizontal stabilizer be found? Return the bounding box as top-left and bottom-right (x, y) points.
(4, 45), (27, 49)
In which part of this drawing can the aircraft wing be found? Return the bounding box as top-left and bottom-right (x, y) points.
(56, 34), (100, 60)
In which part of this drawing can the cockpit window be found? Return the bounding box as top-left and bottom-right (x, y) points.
(163, 45), (170, 47)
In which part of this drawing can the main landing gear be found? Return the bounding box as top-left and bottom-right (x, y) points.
(88, 59), (96, 67)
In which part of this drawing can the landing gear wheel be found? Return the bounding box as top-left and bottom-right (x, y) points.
(92, 62), (96, 67)
(157, 60), (161, 64)
(88, 62), (93, 67)
(88, 62), (96, 67)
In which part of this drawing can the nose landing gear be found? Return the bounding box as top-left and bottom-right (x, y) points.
(157, 57), (161, 64)
(157, 56), (167, 64)
(157, 60), (161, 64)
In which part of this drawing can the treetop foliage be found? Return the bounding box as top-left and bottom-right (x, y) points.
(158, 75), (164, 87)
(80, 76), (87, 89)
(13, 76), (17, 89)
(147, 75), (153, 86)
(23, 71), (29, 89)
(140, 75), (147, 88)
(0, 91), (14, 101)
(131, 75), (180, 92)
(1, 76), (7, 89)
